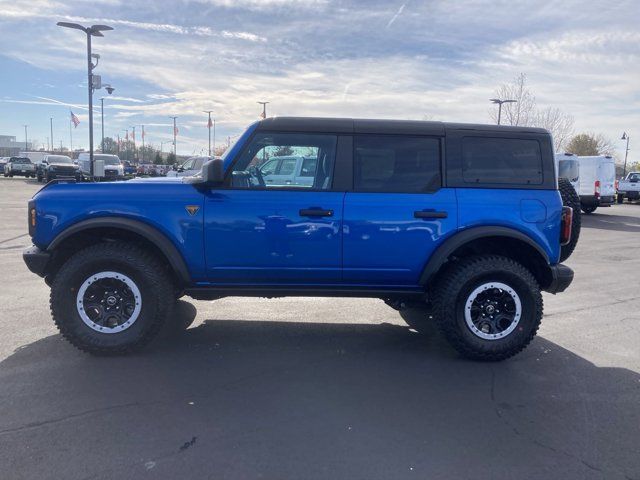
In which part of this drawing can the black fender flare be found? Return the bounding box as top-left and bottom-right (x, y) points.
(47, 216), (191, 286)
(419, 226), (551, 287)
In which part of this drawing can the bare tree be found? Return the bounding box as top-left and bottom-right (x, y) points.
(566, 133), (615, 156)
(533, 107), (575, 152)
(489, 73), (537, 126)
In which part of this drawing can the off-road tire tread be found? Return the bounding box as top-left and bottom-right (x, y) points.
(558, 177), (581, 262)
(433, 255), (543, 361)
(50, 241), (174, 355)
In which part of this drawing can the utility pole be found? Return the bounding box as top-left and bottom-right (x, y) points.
(203, 110), (213, 156)
(23, 125), (28, 150)
(116, 133), (120, 155)
(622, 132), (631, 178)
(170, 116), (178, 157)
(50, 117), (54, 152)
(257, 101), (269, 119)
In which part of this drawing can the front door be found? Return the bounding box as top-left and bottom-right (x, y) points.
(204, 132), (344, 284)
(343, 134), (457, 286)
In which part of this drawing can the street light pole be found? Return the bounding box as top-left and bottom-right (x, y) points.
(56, 22), (113, 177)
(130, 126), (136, 161)
(23, 125), (28, 150)
(203, 111), (213, 157)
(100, 98), (105, 152)
(50, 117), (54, 152)
(489, 98), (517, 125)
(622, 132), (631, 178)
(170, 116), (178, 158)
(257, 101), (269, 119)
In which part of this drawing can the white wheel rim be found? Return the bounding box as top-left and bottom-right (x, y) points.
(463, 282), (522, 340)
(76, 271), (142, 334)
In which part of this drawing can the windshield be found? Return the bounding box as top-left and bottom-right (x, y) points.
(47, 155), (72, 164)
(94, 154), (121, 165)
(559, 159), (579, 182)
(11, 157), (31, 163)
(627, 173), (640, 181)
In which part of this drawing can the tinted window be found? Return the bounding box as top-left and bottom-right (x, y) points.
(46, 155), (73, 164)
(231, 132), (337, 189)
(462, 137), (542, 185)
(354, 136), (441, 192)
(94, 154), (121, 165)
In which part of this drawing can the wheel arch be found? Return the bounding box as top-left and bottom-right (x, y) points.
(46, 217), (191, 287)
(420, 226), (553, 290)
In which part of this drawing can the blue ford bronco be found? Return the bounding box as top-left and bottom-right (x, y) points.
(23, 117), (577, 360)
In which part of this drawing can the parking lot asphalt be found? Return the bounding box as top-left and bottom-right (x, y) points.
(0, 177), (639, 480)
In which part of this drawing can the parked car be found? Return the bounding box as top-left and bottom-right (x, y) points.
(256, 155), (318, 187)
(556, 153), (580, 192)
(0, 157), (8, 174)
(617, 171), (640, 203)
(4, 156), (36, 177)
(36, 154), (80, 183)
(575, 155), (616, 214)
(166, 156), (210, 177)
(24, 117), (575, 361)
(77, 153), (124, 181)
(123, 161), (137, 177)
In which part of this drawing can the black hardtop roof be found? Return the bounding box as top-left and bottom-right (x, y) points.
(256, 117), (549, 135)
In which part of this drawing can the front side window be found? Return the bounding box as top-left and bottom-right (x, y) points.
(354, 136), (441, 192)
(230, 132), (337, 189)
(462, 137), (543, 185)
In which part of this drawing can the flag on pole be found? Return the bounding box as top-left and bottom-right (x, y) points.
(259, 111), (266, 119)
(207, 117), (213, 128)
(70, 111), (80, 128)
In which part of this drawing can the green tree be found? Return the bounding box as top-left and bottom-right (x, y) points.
(273, 145), (294, 157)
(101, 137), (118, 154)
(167, 152), (176, 165)
(154, 152), (163, 165)
(566, 133), (614, 156)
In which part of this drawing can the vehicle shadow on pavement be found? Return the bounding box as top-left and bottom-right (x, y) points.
(0, 318), (638, 480)
(581, 210), (640, 233)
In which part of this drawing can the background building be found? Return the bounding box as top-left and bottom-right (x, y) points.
(0, 135), (32, 157)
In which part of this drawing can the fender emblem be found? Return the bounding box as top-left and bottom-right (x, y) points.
(185, 205), (200, 216)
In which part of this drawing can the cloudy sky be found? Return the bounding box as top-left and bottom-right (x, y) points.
(0, 0), (638, 159)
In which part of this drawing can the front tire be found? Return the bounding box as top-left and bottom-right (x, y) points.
(432, 255), (542, 361)
(50, 242), (174, 355)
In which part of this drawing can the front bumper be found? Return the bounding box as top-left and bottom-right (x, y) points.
(23, 246), (51, 277)
(545, 264), (574, 294)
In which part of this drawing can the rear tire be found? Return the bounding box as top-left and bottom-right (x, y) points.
(432, 255), (542, 361)
(50, 242), (174, 355)
(617, 194), (624, 204)
(581, 204), (597, 214)
(558, 178), (581, 262)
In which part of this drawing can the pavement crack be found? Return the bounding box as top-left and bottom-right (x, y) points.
(0, 233), (28, 245)
(0, 401), (157, 436)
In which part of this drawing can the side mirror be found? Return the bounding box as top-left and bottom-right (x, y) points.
(201, 158), (225, 184)
(42, 160), (48, 165)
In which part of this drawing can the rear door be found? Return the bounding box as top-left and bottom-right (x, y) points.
(598, 159), (616, 196)
(343, 135), (457, 286)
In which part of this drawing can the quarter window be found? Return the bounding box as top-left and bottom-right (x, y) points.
(354, 136), (441, 192)
(462, 137), (543, 185)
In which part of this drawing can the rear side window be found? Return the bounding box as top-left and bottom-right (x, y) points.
(354, 136), (441, 192)
(462, 137), (542, 185)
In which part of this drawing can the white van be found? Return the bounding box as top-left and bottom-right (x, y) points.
(77, 153), (124, 180)
(555, 153), (580, 192)
(575, 155), (616, 214)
